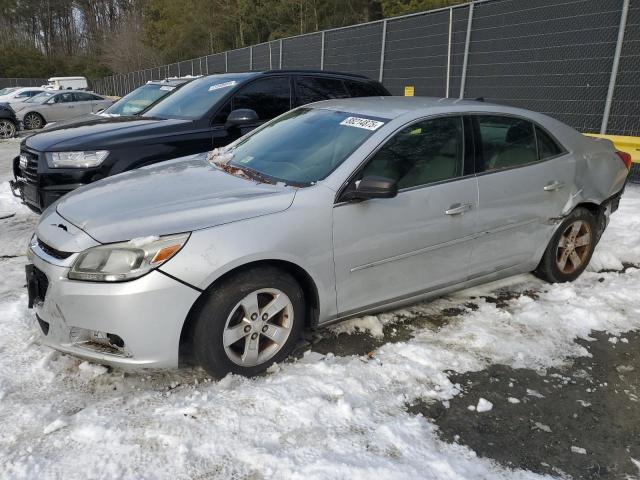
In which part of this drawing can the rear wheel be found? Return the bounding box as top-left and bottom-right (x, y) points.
(23, 112), (44, 130)
(0, 119), (16, 138)
(193, 266), (305, 378)
(534, 207), (597, 283)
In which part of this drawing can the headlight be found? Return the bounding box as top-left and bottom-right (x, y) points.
(69, 233), (190, 282)
(45, 150), (109, 168)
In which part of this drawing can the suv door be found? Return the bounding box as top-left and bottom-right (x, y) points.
(332, 115), (478, 316)
(469, 115), (575, 278)
(211, 75), (292, 148)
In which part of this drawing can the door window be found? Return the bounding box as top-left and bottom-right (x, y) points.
(52, 93), (75, 103)
(74, 92), (94, 101)
(232, 76), (290, 121)
(344, 80), (386, 97)
(295, 76), (349, 105)
(359, 116), (464, 189)
(536, 125), (564, 159)
(476, 115), (537, 171)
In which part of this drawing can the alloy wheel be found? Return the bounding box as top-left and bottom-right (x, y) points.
(0, 119), (16, 138)
(24, 113), (42, 130)
(223, 288), (294, 367)
(556, 220), (592, 274)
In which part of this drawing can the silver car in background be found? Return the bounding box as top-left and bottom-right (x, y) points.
(13, 90), (112, 130)
(27, 97), (630, 377)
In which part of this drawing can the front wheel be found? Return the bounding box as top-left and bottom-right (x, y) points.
(193, 266), (305, 378)
(534, 207), (598, 283)
(23, 112), (44, 130)
(0, 119), (16, 138)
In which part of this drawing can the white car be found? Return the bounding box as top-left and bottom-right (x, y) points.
(0, 87), (46, 105)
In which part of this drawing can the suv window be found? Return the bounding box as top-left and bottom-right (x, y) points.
(295, 76), (349, 105)
(233, 76), (291, 121)
(536, 125), (564, 159)
(360, 116), (464, 189)
(16, 91), (38, 98)
(476, 115), (537, 171)
(344, 80), (385, 97)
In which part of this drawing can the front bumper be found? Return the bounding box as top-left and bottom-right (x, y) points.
(28, 248), (200, 369)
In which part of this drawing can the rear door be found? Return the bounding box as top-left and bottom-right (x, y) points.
(332, 115), (478, 316)
(469, 114), (575, 277)
(72, 92), (96, 115)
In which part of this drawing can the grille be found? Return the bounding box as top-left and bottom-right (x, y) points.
(20, 149), (39, 185)
(37, 238), (73, 260)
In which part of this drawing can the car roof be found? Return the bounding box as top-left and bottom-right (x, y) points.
(309, 96), (533, 120)
(200, 70), (376, 83)
(146, 78), (195, 86)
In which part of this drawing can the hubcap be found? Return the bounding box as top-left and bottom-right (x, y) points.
(24, 114), (41, 130)
(556, 220), (592, 274)
(0, 120), (15, 138)
(223, 288), (294, 367)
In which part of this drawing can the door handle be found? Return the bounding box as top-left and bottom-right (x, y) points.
(445, 203), (473, 215)
(544, 181), (565, 191)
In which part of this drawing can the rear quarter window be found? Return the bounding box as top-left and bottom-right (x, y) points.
(535, 125), (564, 159)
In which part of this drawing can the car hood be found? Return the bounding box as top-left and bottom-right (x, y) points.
(24, 116), (191, 151)
(55, 154), (297, 244)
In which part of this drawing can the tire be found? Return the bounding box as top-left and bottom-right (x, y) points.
(23, 112), (44, 130)
(0, 119), (16, 138)
(534, 207), (598, 283)
(193, 266), (305, 378)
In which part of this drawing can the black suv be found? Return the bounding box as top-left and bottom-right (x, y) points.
(10, 70), (389, 212)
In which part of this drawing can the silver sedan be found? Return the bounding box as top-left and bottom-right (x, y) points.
(13, 90), (112, 130)
(27, 97), (630, 377)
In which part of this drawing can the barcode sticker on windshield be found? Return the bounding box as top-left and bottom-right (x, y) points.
(209, 81), (237, 91)
(340, 117), (385, 130)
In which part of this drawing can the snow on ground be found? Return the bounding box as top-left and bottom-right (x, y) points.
(0, 138), (639, 479)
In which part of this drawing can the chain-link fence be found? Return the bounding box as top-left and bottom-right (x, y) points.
(0, 78), (48, 89)
(91, 0), (637, 139)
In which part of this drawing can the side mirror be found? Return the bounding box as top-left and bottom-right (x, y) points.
(342, 175), (398, 201)
(95, 108), (105, 114)
(225, 108), (259, 130)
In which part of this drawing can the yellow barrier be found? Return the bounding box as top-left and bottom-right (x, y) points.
(584, 134), (640, 164)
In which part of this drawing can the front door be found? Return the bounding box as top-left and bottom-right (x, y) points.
(469, 115), (576, 277)
(332, 115), (478, 316)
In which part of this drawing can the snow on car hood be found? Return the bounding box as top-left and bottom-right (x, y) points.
(55, 154), (297, 243)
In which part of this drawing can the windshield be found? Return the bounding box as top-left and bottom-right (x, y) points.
(210, 108), (387, 185)
(0, 87), (19, 96)
(25, 91), (56, 104)
(104, 83), (177, 116)
(143, 74), (246, 120)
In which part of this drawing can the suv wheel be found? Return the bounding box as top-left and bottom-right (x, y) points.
(23, 112), (44, 130)
(0, 119), (16, 138)
(534, 207), (598, 283)
(193, 266), (304, 377)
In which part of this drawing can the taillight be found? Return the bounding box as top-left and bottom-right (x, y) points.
(616, 151), (632, 170)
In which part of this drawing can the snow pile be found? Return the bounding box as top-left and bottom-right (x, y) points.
(0, 135), (639, 480)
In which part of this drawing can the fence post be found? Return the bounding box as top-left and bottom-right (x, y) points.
(601, 0), (629, 134)
(379, 19), (387, 83)
(225, 52), (228, 72)
(249, 45), (253, 71)
(320, 31), (326, 70)
(205, 56), (209, 75)
(279, 39), (283, 69)
(446, 7), (453, 98)
(269, 42), (273, 69)
(459, 2), (474, 99)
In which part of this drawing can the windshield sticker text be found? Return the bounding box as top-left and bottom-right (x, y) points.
(209, 81), (237, 91)
(340, 117), (385, 131)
